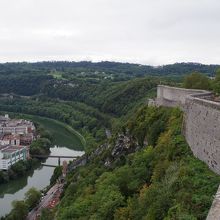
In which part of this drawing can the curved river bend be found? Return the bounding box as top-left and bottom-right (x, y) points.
(0, 115), (84, 217)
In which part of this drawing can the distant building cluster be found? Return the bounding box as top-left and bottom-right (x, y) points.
(0, 114), (36, 170)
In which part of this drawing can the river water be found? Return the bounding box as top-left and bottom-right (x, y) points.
(0, 146), (84, 217)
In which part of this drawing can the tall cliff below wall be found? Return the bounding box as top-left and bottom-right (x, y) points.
(155, 85), (220, 175)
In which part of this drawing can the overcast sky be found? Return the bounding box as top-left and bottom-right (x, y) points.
(0, 0), (220, 65)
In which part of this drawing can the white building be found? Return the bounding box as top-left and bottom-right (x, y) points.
(0, 145), (29, 170)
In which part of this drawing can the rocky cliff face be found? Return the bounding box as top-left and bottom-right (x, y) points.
(104, 133), (141, 167)
(68, 132), (142, 172)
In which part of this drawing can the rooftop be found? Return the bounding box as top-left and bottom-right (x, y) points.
(0, 119), (33, 127)
(0, 145), (26, 153)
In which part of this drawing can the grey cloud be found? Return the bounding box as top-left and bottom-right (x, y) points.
(0, 0), (220, 64)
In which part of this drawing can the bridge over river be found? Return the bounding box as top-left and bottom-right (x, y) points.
(31, 154), (79, 167)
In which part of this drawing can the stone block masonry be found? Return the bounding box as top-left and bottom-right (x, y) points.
(184, 97), (220, 174)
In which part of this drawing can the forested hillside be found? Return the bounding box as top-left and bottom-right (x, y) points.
(0, 62), (220, 219)
(0, 62), (162, 151)
(42, 77), (157, 116)
(0, 80), (158, 154)
(0, 61), (218, 100)
(55, 106), (220, 220)
(0, 62), (218, 79)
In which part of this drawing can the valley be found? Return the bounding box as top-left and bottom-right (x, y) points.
(0, 62), (220, 219)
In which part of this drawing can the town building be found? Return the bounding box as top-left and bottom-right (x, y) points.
(0, 114), (35, 170)
(20, 133), (35, 145)
(0, 145), (29, 170)
(0, 134), (21, 146)
(0, 114), (35, 135)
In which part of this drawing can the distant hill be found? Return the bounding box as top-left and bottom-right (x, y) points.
(0, 61), (219, 77)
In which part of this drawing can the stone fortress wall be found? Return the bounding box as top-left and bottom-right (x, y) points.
(155, 85), (220, 175)
(156, 85), (213, 108)
(154, 85), (220, 219)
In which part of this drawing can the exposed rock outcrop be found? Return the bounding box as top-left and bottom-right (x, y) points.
(68, 133), (141, 172)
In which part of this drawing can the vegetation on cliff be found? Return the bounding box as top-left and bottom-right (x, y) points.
(55, 106), (220, 220)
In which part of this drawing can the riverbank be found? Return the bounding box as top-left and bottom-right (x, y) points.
(0, 159), (39, 185)
(14, 113), (86, 150)
(0, 114), (84, 217)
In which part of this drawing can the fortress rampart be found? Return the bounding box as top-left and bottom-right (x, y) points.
(156, 85), (213, 108)
(155, 85), (220, 174)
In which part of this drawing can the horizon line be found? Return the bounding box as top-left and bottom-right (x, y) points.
(0, 60), (219, 67)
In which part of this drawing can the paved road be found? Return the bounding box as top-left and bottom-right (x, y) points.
(26, 183), (63, 220)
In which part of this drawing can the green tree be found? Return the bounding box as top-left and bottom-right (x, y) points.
(0, 171), (8, 184)
(183, 72), (210, 90)
(30, 138), (51, 155)
(40, 208), (54, 220)
(25, 187), (41, 209)
(50, 166), (62, 185)
(7, 200), (28, 220)
(10, 161), (26, 177)
(212, 68), (220, 94)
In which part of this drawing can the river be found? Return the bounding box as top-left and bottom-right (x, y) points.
(0, 115), (84, 217)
